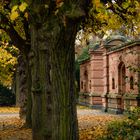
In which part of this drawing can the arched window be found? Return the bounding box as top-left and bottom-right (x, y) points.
(118, 62), (126, 93)
(81, 81), (83, 89)
(130, 76), (134, 90)
(89, 80), (91, 89)
(112, 78), (115, 89)
(84, 70), (88, 77)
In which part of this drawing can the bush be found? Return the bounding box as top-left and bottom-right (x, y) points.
(0, 84), (15, 106)
(99, 107), (140, 140)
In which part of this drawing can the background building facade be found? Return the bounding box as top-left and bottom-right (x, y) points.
(79, 37), (140, 113)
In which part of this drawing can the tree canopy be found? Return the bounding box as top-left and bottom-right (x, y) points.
(83, 0), (140, 38)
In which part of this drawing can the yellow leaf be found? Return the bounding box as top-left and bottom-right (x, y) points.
(24, 12), (28, 19)
(19, 2), (28, 12)
(11, 5), (18, 12)
(10, 11), (19, 20)
(122, 2), (129, 9)
(93, 0), (103, 8)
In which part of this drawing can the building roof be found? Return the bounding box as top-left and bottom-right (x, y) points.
(107, 39), (140, 53)
(78, 35), (139, 64)
(104, 35), (128, 45)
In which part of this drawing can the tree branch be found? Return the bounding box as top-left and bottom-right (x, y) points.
(0, 13), (26, 52)
(107, 1), (137, 22)
(20, 13), (30, 41)
(107, 2), (127, 21)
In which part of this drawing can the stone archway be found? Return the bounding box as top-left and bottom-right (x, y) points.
(118, 62), (126, 111)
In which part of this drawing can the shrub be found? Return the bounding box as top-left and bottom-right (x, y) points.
(99, 107), (140, 140)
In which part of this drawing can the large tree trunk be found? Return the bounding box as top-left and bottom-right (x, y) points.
(30, 24), (53, 140)
(30, 16), (79, 139)
(50, 19), (79, 140)
(29, 0), (90, 139)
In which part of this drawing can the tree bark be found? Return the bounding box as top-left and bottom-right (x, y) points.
(18, 54), (27, 119)
(30, 24), (53, 140)
(25, 53), (32, 128)
(50, 19), (79, 140)
(29, 0), (91, 139)
(14, 52), (32, 128)
(30, 16), (79, 139)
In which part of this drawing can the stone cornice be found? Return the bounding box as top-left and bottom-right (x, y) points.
(107, 40), (140, 55)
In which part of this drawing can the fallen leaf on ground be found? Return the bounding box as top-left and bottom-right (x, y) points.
(0, 107), (124, 140)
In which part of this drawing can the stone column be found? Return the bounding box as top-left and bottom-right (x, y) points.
(102, 48), (109, 112)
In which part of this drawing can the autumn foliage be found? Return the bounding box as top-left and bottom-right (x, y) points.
(0, 43), (17, 86)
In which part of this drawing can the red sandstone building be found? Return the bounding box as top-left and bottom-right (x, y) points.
(79, 37), (140, 113)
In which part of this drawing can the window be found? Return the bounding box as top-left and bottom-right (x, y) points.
(130, 76), (134, 90)
(84, 70), (88, 77)
(112, 78), (115, 89)
(89, 80), (91, 89)
(81, 81), (83, 89)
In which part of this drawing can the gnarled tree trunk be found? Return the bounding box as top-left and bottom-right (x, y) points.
(30, 18), (79, 140)
(30, 24), (52, 140)
(50, 19), (79, 140)
(29, 0), (91, 139)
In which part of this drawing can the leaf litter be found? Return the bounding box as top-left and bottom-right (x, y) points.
(0, 107), (124, 140)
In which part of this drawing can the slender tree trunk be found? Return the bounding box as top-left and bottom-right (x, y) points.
(14, 66), (20, 106)
(17, 54), (27, 119)
(15, 52), (32, 127)
(25, 53), (32, 128)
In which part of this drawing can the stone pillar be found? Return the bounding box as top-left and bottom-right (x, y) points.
(102, 49), (109, 112)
